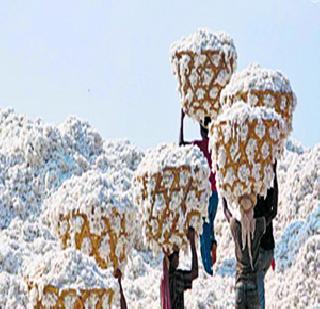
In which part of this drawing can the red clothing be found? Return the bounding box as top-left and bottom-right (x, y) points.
(193, 138), (216, 191)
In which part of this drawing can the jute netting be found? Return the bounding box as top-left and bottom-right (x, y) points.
(134, 144), (211, 254)
(25, 250), (120, 308)
(170, 29), (237, 126)
(210, 102), (285, 205)
(46, 171), (137, 272)
(220, 63), (297, 137)
(57, 209), (131, 272)
(29, 285), (116, 309)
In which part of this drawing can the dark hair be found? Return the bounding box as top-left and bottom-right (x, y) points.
(203, 116), (211, 128)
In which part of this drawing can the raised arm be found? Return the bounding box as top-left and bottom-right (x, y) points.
(185, 226), (198, 281)
(179, 108), (191, 146)
(266, 161), (278, 225)
(223, 198), (232, 223)
(115, 269), (127, 309)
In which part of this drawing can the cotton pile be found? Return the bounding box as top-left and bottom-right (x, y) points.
(122, 140), (320, 308)
(170, 28), (237, 125)
(220, 63), (297, 136)
(45, 170), (137, 272)
(26, 249), (120, 308)
(0, 106), (318, 308)
(134, 143), (211, 254)
(0, 107), (144, 308)
(210, 101), (285, 206)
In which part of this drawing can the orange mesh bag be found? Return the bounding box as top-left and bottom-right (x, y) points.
(46, 170), (136, 272)
(134, 143), (211, 254)
(170, 28), (237, 126)
(209, 102), (285, 205)
(220, 63), (297, 137)
(25, 249), (120, 308)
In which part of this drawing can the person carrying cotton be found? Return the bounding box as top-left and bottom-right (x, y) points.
(134, 143), (211, 308)
(219, 63), (296, 308)
(171, 28), (237, 275)
(210, 102), (286, 308)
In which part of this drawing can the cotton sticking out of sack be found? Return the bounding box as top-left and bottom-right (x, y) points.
(220, 63), (297, 137)
(210, 101), (285, 206)
(45, 170), (137, 272)
(170, 28), (237, 126)
(25, 249), (120, 308)
(134, 143), (211, 255)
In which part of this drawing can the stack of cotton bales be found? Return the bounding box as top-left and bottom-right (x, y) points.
(46, 170), (137, 273)
(134, 143), (211, 254)
(170, 28), (237, 126)
(210, 64), (296, 206)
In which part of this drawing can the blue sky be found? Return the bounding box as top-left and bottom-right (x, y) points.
(0, 0), (319, 149)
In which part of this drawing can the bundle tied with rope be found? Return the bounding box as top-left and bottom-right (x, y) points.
(25, 249), (120, 308)
(220, 63), (297, 137)
(170, 28), (237, 127)
(134, 143), (211, 255)
(45, 170), (137, 273)
(210, 102), (286, 267)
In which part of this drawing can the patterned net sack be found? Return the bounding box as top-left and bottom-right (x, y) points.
(134, 144), (211, 254)
(170, 28), (237, 126)
(209, 102), (285, 205)
(220, 63), (297, 137)
(46, 170), (136, 272)
(26, 249), (119, 308)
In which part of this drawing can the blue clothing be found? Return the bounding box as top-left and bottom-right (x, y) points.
(200, 191), (218, 275)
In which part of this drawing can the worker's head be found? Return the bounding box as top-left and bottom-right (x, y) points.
(200, 117), (211, 139)
(169, 248), (180, 270)
(239, 193), (257, 214)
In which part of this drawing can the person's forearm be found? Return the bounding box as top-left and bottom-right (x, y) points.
(119, 282), (126, 309)
(191, 241), (198, 279)
(223, 199), (232, 222)
(272, 169), (278, 219)
(179, 109), (185, 145)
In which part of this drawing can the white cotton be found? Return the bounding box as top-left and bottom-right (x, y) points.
(134, 143), (210, 254)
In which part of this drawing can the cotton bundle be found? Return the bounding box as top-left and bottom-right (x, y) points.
(25, 249), (119, 308)
(170, 28), (237, 126)
(46, 170), (136, 272)
(210, 102), (285, 205)
(134, 143), (211, 254)
(220, 63), (297, 137)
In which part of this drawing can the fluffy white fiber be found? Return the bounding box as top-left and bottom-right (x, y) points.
(170, 28), (237, 62)
(210, 101), (285, 205)
(26, 249), (120, 308)
(134, 143), (211, 254)
(0, 107), (318, 308)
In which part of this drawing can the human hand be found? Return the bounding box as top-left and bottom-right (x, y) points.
(273, 160), (277, 173)
(114, 268), (122, 283)
(187, 226), (196, 243)
(181, 108), (186, 120)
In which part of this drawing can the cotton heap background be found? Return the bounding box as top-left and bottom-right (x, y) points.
(0, 108), (319, 308)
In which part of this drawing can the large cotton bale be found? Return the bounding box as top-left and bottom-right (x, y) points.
(25, 249), (119, 308)
(220, 63), (297, 137)
(46, 170), (136, 272)
(134, 143), (211, 254)
(209, 102), (285, 206)
(170, 28), (237, 126)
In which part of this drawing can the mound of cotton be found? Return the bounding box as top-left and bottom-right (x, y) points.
(220, 63), (297, 135)
(26, 249), (120, 308)
(134, 143), (211, 254)
(210, 102), (285, 206)
(170, 28), (237, 125)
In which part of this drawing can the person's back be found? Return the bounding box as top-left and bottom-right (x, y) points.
(230, 217), (266, 282)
